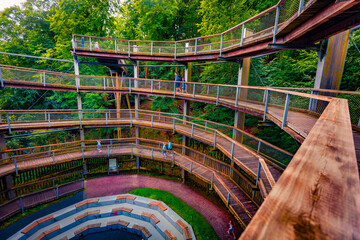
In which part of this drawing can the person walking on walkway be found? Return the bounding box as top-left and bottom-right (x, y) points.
(162, 143), (168, 158)
(227, 220), (236, 239)
(97, 140), (102, 153)
(175, 72), (182, 93)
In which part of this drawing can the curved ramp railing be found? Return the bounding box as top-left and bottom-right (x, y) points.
(0, 110), (281, 195)
(0, 139), (261, 227)
(0, 109), (293, 167)
(71, 0), (318, 58)
(1, 65), (336, 141)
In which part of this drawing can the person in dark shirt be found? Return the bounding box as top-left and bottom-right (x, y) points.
(175, 72), (181, 93)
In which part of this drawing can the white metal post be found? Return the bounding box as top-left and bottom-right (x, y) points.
(282, 94), (290, 129)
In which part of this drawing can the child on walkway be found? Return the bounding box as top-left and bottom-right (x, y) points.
(97, 140), (102, 153)
(227, 220), (236, 239)
(162, 143), (168, 158)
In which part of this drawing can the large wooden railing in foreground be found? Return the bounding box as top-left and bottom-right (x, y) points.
(240, 98), (360, 239)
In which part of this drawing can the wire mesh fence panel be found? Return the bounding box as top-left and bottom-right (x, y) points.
(268, 91), (287, 120)
(338, 93), (360, 125)
(79, 75), (104, 88)
(22, 188), (57, 208)
(74, 36), (91, 50)
(0, 199), (21, 222)
(219, 85), (236, 100)
(176, 39), (197, 55)
(151, 42), (176, 55)
(223, 27), (243, 50)
(116, 40), (129, 53)
(244, 9), (276, 45)
(289, 95), (311, 112)
(58, 180), (83, 196)
(130, 41), (152, 55)
(258, 143), (292, 167)
(2, 68), (43, 84)
(279, 0), (300, 24)
(196, 35), (222, 54)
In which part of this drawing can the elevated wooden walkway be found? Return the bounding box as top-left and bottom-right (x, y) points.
(0, 141), (258, 229)
(0, 112), (283, 195)
(70, 0), (360, 62)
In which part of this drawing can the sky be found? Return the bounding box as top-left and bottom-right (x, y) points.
(0, 0), (26, 11)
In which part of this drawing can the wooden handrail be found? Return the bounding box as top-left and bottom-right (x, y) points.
(240, 98), (360, 239)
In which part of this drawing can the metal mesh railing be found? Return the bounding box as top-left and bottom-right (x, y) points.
(0, 180), (83, 222)
(71, 0), (317, 57)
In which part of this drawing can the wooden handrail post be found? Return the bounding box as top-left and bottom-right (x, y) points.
(89, 37), (92, 51)
(216, 85), (220, 105)
(48, 113), (51, 127)
(190, 162), (193, 173)
(191, 123), (194, 137)
(103, 77), (106, 90)
(52, 151), (55, 164)
(151, 148), (153, 159)
(107, 145), (110, 158)
(128, 78), (131, 93)
(282, 93), (290, 129)
(192, 83), (196, 98)
(273, 6), (280, 43)
(203, 155), (206, 164)
(205, 121), (207, 131)
(263, 90), (270, 121)
(114, 40), (117, 53)
(56, 186), (59, 199)
(105, 111), (108, 125)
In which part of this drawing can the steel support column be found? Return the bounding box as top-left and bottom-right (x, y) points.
(74, 56), (85, 148)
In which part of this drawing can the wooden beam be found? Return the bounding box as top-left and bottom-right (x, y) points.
(240, 98), (360, 239)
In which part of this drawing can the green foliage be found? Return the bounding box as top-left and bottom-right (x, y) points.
(129, 188), (219, 240)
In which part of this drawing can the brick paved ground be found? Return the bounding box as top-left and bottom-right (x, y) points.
(1, 174), (242, 240)
(85, 174), (242, 240)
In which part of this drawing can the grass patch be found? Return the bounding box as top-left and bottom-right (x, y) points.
(0, 189), (83, 230)
(129, 188), (219, 240)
